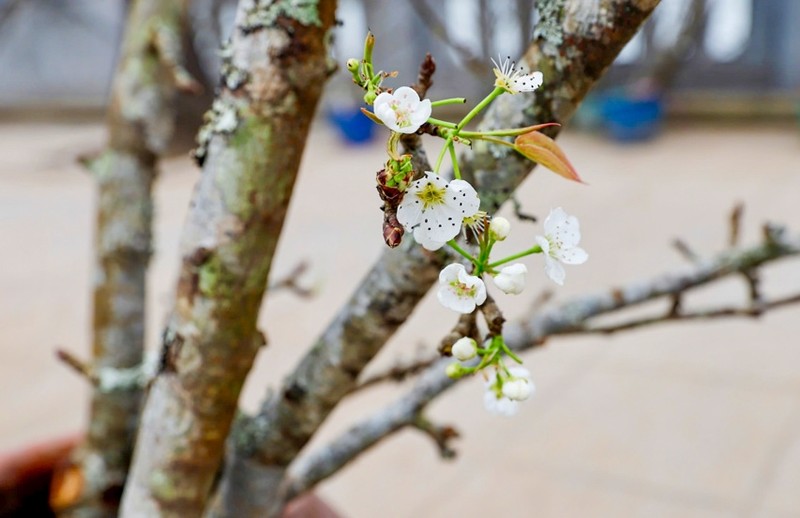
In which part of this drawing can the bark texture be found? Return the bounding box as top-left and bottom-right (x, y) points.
(211, 1), (662, 516)
(118, 0), (336, 516)
(56, 1), (195, 516)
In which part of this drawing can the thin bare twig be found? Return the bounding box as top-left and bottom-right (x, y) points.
(672, 238), (701, 263)
(407, 0), (486, 77)
(576, 292), (800, 335)
(350, 355), (439, 395)
(56, 349), (99, 385)
(511, 195), (538, 223)
(412, 414), (460, 459)
(412, 53), (436, 98)
(268, 261), (314, 298)
(729, 202), (744, 247)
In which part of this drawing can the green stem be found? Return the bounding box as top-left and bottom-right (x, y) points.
(448, 142), (461, 180)
(386, 132), (401, 161)
(488, 245), (542, 269)
(447, 240), (478, 266)
(427, 117), (457, 129)
(475, 135), (517, 149)
(431, 97), (467, 107)
(434, 136), (453, 174)
(500, 341), (523, 364)
(456, 87), (504, 131)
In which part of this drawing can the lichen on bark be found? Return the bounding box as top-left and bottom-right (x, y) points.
(118, 0), (337, 516)
(54, 1), (195, 517)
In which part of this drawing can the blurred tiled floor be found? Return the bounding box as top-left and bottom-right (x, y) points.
(1, 118), (799, 517)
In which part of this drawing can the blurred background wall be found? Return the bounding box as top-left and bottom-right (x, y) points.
(0, 0), (797, 112)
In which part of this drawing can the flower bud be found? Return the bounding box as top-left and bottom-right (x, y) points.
(445, 362), (468, 379)
(451, 337), (477, 361)
(492, 263), (527, 295)
(502, 378), (532, 401)
(346, 58), (360, 73)
(489, 217), (511, 241)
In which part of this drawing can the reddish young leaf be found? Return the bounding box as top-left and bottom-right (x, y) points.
(514, 130), (582, 183)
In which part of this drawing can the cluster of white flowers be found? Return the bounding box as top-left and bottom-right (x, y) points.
(434, 208), (588, 315)
(369, 57), (589, 417)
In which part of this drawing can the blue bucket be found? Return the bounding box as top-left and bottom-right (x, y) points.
(327, 105), (376, 144)
(600, 91), (664, 142)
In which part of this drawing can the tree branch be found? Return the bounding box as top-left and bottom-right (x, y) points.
(408, 0), (486, 77)
(119, 1), (337, 516)
(283, 227), (800, 499)
(575, 292), (800, 335)
(211, 2), (663, 516)
(54, 1), (198, 516)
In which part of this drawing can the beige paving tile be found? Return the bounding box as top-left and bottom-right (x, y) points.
(513, 362), (797, 508)
(415, 463), (736, 518)
(751, 411), (800, 517)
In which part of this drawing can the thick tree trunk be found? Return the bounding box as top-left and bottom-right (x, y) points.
(119, 1), (337, 516)
(55, 1), (195, 516)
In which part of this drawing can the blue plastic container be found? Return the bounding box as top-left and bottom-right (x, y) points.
(600, 91), (664, 142)
(327, 105), (376, 144)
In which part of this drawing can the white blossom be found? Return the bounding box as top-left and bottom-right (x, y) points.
(484, 365), (534, 416)
(452, 337), (477, 361)
(437, 264), (487, 314)
(397, 172), (481, 250)
(491, 56), (543, 95)
(373, 86), (432, 134)
(492, 263), (527, 295)
(535, 207), (588, 286)
(483, 390), (519, 416)
(502, 377), (533, 401)
(489, 216), (511, 241)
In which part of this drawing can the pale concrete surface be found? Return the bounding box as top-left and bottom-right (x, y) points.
(1, 118), (799, 517)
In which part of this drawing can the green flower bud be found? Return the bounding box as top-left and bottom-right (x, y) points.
(445, 362), (467, 379)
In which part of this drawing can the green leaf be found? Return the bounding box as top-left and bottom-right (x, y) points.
(513, 130), (582, 183)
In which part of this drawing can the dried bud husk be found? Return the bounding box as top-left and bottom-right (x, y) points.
(375, 168), (404, 203)
(382, 207), (404, 248)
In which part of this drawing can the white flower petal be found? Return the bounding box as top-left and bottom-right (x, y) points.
(483, 391), (519, 416)
(534, 235), (551, 256)
(437, 288), (476, 314)
(439, 263), (464, 283)
(543, 255), (565, 285)
(412, 227), (446, 250)
(410, 98), (432, 127)
(418, 204), (462, 242)
(437, 263), (486, 313)
(447, 179), (481, 219)
(556, 246), (588, 265)
(502, 379), (533, 401)
(393, 86), (420, 104)
(372, 87), (430, 134)
(493, 263), (527, 295)
(508, 366), (531, 379)
(543, 207), (569, 236)
(489, 217), (511, 240)
(396, 198), (422, 231)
